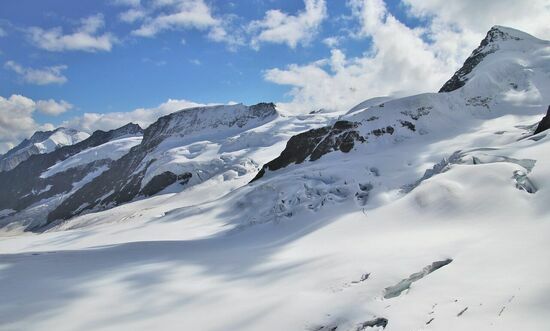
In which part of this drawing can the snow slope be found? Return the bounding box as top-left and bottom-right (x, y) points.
(40, 135), (143, 178)
(0, 26), (549, 331)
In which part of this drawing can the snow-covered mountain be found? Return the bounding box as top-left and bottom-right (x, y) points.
(0, 123), (143, 230)
(1, 26), (550, 331)
(0, 127), (89, 172)
(0, 102), (335, 231)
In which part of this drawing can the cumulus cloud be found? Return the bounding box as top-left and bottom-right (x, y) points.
(61, 99), (214, 133)
(0, 95), (219, 153)
(264, 0), (550, 113)
(322, 36), (341, 48)
(36, 99), (73, 116)
(123, 0), (244, 48)
(248, 0), (327, 49)
(119, 0), (327, 50)
(266, 0), (450, 112)
(403, 0), (550, 39)
(132, 0), (218, 36)
(28, 14), (117, 52)
(4, 61), (68, 85)
(0, 95), (63, 153)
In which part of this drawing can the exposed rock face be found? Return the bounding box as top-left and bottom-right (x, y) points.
(356, 317), (388, 330)
(251, 121), (365, 182)
(439, 26), (521, 93)
(141, 172), (192, 196)
(47, 103), (278, 224)
(0, 123), (143, 228)
(534, 106), (550, 134)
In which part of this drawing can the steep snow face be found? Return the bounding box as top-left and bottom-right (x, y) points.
(0, 128), (89, 172)
(1, 26), (550, 331)
(142, 103), (278, 143)
(137, 102), (282, 192)
(440, 26), (550, 106)
(33, 128), (90, 154)
(40, 136), (143, 178)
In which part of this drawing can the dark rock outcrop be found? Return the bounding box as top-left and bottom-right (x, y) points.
(141, 172), (192, 196)
(357, 317), (388, 330)
(534, 106), (550, 134)
(251, 121), (365, 182)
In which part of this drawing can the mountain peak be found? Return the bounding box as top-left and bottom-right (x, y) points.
(439, 26), (544, 93)
(143, 102), (277, 145)
(0, 127), (90, 172)
(486, 25), (541, 43)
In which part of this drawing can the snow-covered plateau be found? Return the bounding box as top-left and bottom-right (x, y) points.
(0, 26), (550, 331)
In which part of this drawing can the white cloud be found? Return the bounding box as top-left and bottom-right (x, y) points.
(125, 0), (244, 48)
(4, 61), (68, 85)
(322, 36), (341, 48)
(403, 0), (550, 40)
(132, 0), (218, 37)
(265, 0), (550, 113)
(0, 95), (223, 153)
(119, 8), (147, 23)
(28, 14), (117, 52)
(0, 95), (62, 153)
(61, 99), (214, 133)
(248, 0), (327, 49)
(265, 0), (450, 112)
(36, 99), (73, 116)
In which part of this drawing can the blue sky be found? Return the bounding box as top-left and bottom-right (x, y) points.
(0, 1), (415, 123)
(0, 0), (548, 152)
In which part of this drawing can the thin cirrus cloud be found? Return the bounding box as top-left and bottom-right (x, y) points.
(4, 61), (68, 85)
(27, 14), (117, 52)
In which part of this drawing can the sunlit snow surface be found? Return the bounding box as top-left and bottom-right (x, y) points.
(1, 26), (550, 331)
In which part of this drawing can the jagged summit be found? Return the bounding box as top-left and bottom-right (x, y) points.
(488, 25), (544, 42)
(439, 25), (547, 93)
(143, 102), (277, 144)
